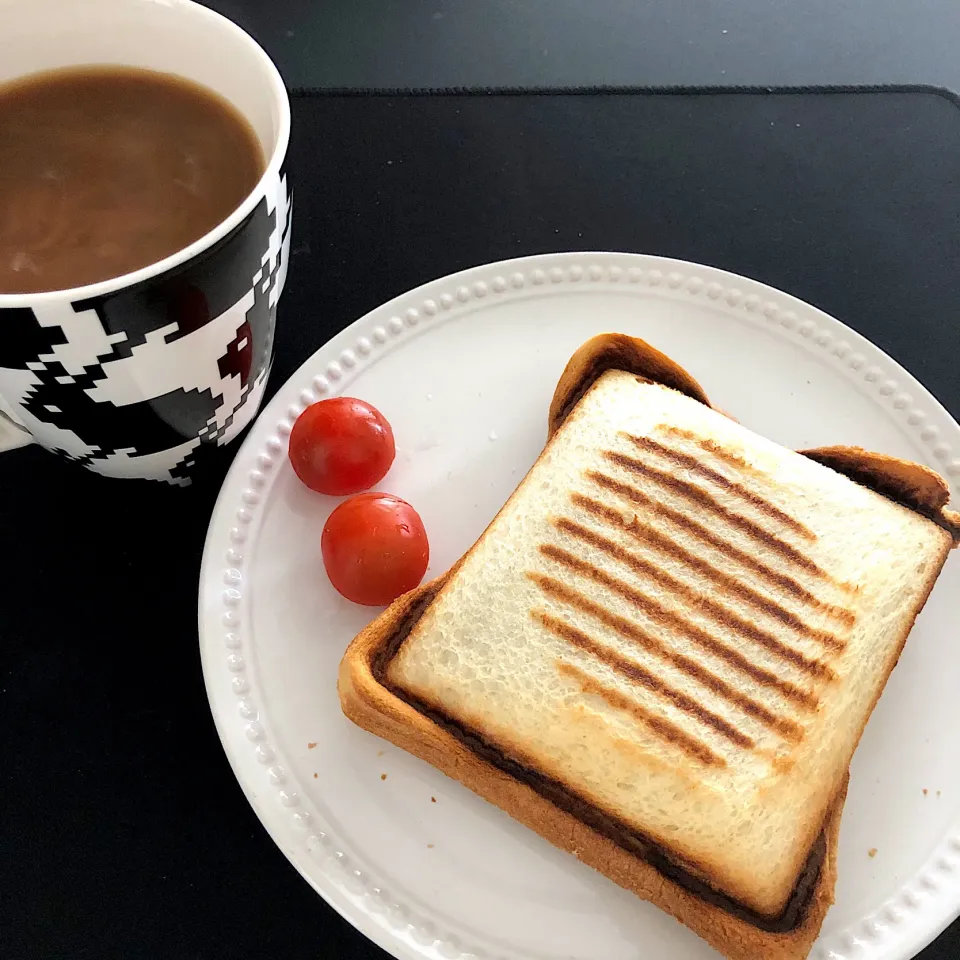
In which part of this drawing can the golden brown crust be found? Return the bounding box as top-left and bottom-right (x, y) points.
(548, 333), (713, 438)
(801, 445), (960, 543)
(339, 583), (843, 960)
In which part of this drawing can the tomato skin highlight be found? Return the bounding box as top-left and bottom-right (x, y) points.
(321, 493), (429, 606)
(288, 398), (395, 495)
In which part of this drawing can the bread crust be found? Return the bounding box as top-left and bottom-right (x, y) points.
(339, 580), (844, 960)
(801, 446), (960, 543)
(548, 332), (713, 437)
(337, 333), (955, 960)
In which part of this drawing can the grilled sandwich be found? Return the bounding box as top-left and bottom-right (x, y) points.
(339, 334), (959, 960)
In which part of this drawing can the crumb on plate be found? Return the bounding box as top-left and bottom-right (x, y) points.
(868, 848), (878, 858)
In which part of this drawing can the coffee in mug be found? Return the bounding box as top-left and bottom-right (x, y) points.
(0, 66), (266, 294)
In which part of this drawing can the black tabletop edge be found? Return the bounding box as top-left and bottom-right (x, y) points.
(291, 82), (960, 107)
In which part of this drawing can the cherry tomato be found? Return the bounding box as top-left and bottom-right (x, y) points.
(322, 493), (429, 606)
(288, 398), (395, 495)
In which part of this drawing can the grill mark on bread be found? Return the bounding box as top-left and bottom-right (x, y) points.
(700, 438), (755, 471)
(587, 470), (856, 610)
(529, 572), (808, 737)
(552, 516), (837, 677)
(658, 426), (764, 476)
(604, 450), (828, 577)
(538, 544), (822, 707)
(554, 660), (725, 767)
(625, 433), (814, 540)
(533, 610), (754, 749)
(569, 494), (851, 650)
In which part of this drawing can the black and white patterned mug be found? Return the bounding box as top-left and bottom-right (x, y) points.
(0, 0), (291, 484)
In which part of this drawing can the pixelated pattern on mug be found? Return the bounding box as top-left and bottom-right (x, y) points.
(0, 171), (291, 485)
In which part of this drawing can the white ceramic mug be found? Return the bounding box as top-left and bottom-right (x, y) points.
(0, 0), (291, 484)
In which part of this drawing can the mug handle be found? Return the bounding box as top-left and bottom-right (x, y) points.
(0, 403), (34, 453)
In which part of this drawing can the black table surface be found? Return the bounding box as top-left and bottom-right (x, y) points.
(206, 0), (960, 93)
(4, 89), (960, 960)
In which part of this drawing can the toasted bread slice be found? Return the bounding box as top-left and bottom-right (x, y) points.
(339, 334), (956, 960)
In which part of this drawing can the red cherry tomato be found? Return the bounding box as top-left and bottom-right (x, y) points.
(322, 493), (429, 606)
(288, 398), (395, 495)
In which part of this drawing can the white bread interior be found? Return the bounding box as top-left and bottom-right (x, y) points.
(387, 371), (953, 917)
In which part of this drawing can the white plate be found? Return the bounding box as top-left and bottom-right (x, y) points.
(199, 253), (960, 960)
